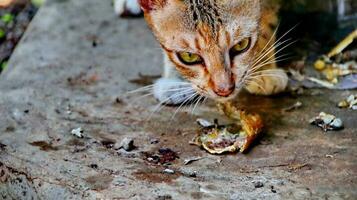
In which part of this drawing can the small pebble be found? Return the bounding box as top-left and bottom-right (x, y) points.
(89, 164), (98, 169)
(254, 181), (264, 188)
(183, 157), (203, 165)
(163, 169), (175, 174)
(196, 118), (213, 127)
(116, 137), (135, 151)
(71, 127), (83, 138)
(149, 138), (159, 144)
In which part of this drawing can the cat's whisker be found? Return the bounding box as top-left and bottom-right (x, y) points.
(126, 82), (192, 95)
(251, 34), (286, 67)
(261, 39), (296, 64)
(170, 92), (199, 120)
(249, 53), (290, 73)
(255, 22), (281, 59)
(191, 95), (204, 114)
(250, 73), (287, 80)
(249, 73), (287, 86)
(248, 54), (293, 74)
(248, 68), (287, 76)
(245, 80), (268, 94)
(251, 38), (292, 69)
(251, 24), (298, 68)
(247, 68), (288, 85)
(187, 93), (199, 114)
(128, 86), (193, 104)
(125, 84), (155, 95)
(147, 88), (196, 120)
(249, 40), (296, 75)
(202, 96), (208, 105)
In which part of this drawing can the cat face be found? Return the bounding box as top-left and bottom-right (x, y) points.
(140, 0), (262, 101)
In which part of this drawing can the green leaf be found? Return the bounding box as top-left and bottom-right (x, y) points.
(0, 28), (5, 39)
(1, 61), (8, 71)
(1, 13), (14, 24)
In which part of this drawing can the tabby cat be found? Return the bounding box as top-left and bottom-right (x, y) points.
(116, 0), (288, 105)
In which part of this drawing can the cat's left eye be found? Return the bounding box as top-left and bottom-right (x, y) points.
(230, 38), (251, 58)
(177, 52), (203, 65)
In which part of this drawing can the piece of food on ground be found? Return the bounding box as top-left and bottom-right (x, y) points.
(309, 112), (344, 132)
(338, 94), (357, 110)
(191, 103), (263, 154)
(313, 29), (357, 85)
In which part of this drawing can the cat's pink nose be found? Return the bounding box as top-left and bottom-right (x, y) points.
(213, 85), (235, 97)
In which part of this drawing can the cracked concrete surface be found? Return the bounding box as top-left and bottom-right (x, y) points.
(0, 0), (356, 199)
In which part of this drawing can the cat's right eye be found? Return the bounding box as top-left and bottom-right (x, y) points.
(177, 52), (203, 65)
(229, 38), (251, 58)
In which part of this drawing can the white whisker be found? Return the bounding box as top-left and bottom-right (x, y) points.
(250, 24), (298, 69)
(191, 95), (203, 114)
(170, 92), (198, 120)
(128, 86), (193, 104)
(251, 38), (292, 69)
(248, 54), (293, 74)
(245, 80), (268, 94)
(147, 88), (196, 120)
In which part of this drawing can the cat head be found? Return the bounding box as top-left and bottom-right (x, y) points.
(140, 0), (262, 101)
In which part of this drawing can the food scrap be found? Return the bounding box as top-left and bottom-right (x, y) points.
(183, 157), (203, 165)
(338, 94), (357, 110)
(145, 148), (179, 165)
(191, 103), (263, 154)
(283, 101), (303, 112)
(313, 30), (357, 85)
(309, 112), (344, 132)
(71, 127), (83, 138)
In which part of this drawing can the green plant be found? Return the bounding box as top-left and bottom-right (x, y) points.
(1, 13), (14, 24)
(1, 61), (8, 71)
(0, 28), (5, 39)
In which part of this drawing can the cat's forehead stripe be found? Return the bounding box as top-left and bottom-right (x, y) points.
(185, 0), (223, 35)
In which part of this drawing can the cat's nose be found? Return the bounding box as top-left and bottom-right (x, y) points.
(213, 84), (235, 97)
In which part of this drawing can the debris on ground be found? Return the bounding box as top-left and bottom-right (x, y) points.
(115, 137), (135, 151)
(191, 103), (263, 154)
(101, 139), (115, 149)
(338, 94), (357, 110)
(306, 77), (336, 89)
(183, 157), (203, 165)
(288, 30), (357, 90)
(71, 127), (83, 138)
(149, 138), (159, 144)
(283, 101), (303, 112)
(196, 118), (213, 127)
(253, 181), (264, 188)
(313, 30), (357, 86)
(163, 169), (175, 174)
(309, 112), (344, 132)
(145, 148), (179, 165)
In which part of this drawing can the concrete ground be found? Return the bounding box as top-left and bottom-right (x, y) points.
(0, 0), (356, 199)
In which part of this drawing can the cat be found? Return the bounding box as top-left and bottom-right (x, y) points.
(115, 0), (288, 105)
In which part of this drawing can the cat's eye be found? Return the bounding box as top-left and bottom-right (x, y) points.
(177, 52), (203, 65)
(230, 38), (251, 58)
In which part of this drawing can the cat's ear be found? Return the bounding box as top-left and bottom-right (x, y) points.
(139, 0), (167, 12)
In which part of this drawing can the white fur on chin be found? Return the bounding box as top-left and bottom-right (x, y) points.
(153, 78), (195, 105)
(113, 0), (141, 16)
